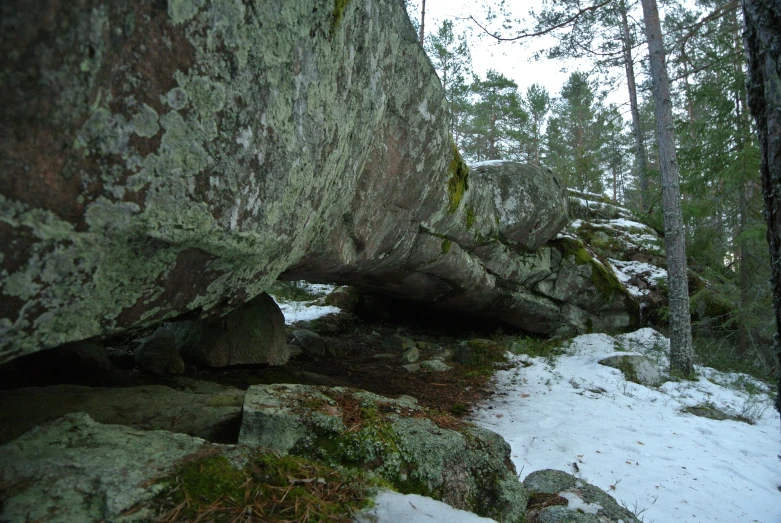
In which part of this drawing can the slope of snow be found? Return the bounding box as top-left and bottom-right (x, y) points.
(472, 329), (781, 523)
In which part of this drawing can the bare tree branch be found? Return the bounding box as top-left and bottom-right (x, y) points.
(466, 0), (614, 42)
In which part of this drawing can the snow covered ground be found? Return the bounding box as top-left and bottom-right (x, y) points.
(473, 329), (781, 523)
(269, 282), (341, 325)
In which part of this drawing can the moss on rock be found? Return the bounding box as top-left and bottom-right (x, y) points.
(239, 384), (527, 522)
(447, 142), (469, 213)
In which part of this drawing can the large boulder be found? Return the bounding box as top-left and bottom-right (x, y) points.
(0, 413), (208, 522)
(169, 292), (288, 367)
(0, 0), (453, 363)
(239, 384), (527, 523)
(0, 0), (638, 365)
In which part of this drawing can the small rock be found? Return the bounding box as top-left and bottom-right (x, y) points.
(421, 360), (451, 372)
(415, 341), (440, 351)
(286, 344), (303, 358)
(292, 329), (326, 356)
(402, 363), (421, 372)
(598, 354), (663, 387)
(397, 395), (418, 405)
(400, 347), (420, 363)
(382, 335), (416, 351)
(431, 349), (452, 361)
(134, 327), (185, 376)
(453, 344), (474, 364)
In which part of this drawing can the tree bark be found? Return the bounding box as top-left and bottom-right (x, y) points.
(741, 0), (781, 422)
(621, 0), (650, 212)
(641, 0), (695, 375)
(419, 0), (426, 45)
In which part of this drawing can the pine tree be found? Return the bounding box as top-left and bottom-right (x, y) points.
(424, 20), (473, 145)
(742, 0), (781, 421)
(641, 0), (695, 376)
(461, 70), (527, 161)
(545, 72), (607, 194)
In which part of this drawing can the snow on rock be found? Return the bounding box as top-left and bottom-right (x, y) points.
(473, 330), (781, 523)
(353, 491), (498, 523)
(609, 259), (667, 298)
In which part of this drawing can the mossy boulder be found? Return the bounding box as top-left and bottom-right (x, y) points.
(523, 469), (640, 523)
(239, 384), (527, 522)
(0, 413), (208, 522)
(598, 354), (664, 387)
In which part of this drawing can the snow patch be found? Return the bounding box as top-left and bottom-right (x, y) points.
(353, 491), (498, 523)
(472, 329), (781, 523)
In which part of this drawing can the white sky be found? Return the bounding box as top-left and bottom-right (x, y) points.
(407, 0), (607, 100)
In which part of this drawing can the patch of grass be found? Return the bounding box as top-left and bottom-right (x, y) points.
(509, 336), (564, 360)
(464, 339), (508, 376)
(682, 401), (737, 422)
(155, 450), (376, 522)
(447, 142), (469, 213)
(465, 206), (476, 229)
(449, 403), (468, 416)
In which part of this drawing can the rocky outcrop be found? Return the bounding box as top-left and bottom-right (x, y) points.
(0, 0), (638, 364)
(239, 384), (527, 522)
(286, 161), (638, 337)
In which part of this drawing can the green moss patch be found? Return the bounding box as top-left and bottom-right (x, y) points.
(332, 0), (352, 31)
(154, 450), (376, 522)
(441, 239), (452, 254)
(447, 143), (469, 213)
(466, 206), (476, 229)
(464, 339), (509, 376)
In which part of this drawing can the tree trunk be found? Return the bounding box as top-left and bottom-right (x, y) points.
(641, 0), (694, 376)
(741, 0), (781, 423)
(419, 0), (426, 45)
(621, 0), (650, 212)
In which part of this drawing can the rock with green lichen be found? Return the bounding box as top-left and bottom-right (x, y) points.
(239, 384), (527, 522)
(523, 469), (640, 523)
(0, 0), (455, 364)
(0, 413), (210, 522)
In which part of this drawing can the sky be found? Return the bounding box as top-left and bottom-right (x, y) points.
(406, 0), (608, 100)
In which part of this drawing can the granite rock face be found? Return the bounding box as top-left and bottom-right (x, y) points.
(0, 0), (638, 365)
(0, 0), (452, 363)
